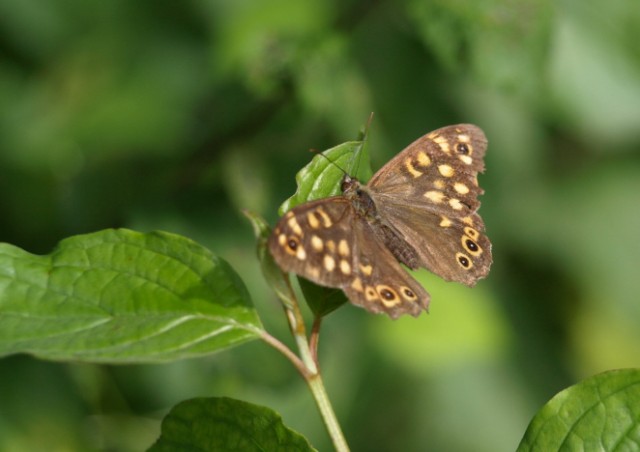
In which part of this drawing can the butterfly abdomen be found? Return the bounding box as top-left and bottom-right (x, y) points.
(344, 176), (422, 270)
(378, 224), (421, 270)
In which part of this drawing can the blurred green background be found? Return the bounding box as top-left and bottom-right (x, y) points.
(1, 0), (639, 450)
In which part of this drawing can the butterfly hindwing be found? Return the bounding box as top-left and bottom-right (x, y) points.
(375, 202), (491, 285)
(343, 219), (429, 318)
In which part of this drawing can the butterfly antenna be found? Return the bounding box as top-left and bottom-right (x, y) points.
(309, 148), (348, 176)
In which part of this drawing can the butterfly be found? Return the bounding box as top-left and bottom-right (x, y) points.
(268, 124), (491, 319)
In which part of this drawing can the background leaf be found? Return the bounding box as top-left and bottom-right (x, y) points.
(517, 369), (640, 451)
(0, 229), (262, 363)
(149, 397), (317, 452)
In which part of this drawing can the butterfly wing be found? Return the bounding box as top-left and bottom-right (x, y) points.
(344, 218), (430, 318)
(268, 197), (430, 318)
(367, 124), (492, 285)
(269, 197), (355, 288)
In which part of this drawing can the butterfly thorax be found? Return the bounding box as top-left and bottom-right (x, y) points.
(341, 175), (376, 220)
(341, 175), (421, 269)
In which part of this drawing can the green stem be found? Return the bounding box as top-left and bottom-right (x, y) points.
(259, 330), (310, 379)
(276, 274), (349, 451)
(307, 372), (350, 452)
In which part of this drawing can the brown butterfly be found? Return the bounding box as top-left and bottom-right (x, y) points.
(269, 124), (491, 319)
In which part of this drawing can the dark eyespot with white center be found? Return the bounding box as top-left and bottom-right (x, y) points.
(381, 289), (395, 300)
(401, 286), (417, 300)
(457, 143), (470, 154)
(456, 252), (472, 269)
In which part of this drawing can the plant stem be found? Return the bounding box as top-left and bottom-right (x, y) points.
(309, 316), (322, 368)
(268, 275), (349, 452)
(307, 372), (350, 452)
(285, 291), (349, 451)
(259, 330), (310, 379)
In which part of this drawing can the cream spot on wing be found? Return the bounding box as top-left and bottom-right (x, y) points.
(323, 255), (335, 272)
(449, 198), (464, 210)
(433, 179), (445, 189)
(438, 164), (455, 177)
(458, 133), (470, 143)
(454, 182), (470, 194)
(338, 239), (350, 257)
(359, 264), (373, 276)
(287, 216), (303, 236)
(416, 151), (431, 166)
(405, 159), (423, 178)
(459, 154), (473, 165)
(339, 259), (351, 275)
(433, 136), (451, 154)
(296, 247), (307, 260)
(316, 208), (333, 227)
(462, 216), (474, 226)
(307, 211), (320, 229)
(440, 216), (452, 228)
(278, 233), (287, 246)
(311, 235), (324, 252)
(326, 240), (336, 253)
(351, 277), (364, 292)
(425, 190), (445, 203)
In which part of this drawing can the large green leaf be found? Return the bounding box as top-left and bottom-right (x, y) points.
(518, 368), (640, 451)
(149, 397), (317, 452)
(0, 229), (262, 363)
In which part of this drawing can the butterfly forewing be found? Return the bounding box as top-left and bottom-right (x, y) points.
(269, 197), (355, 288)
(369, 124), (487, 215)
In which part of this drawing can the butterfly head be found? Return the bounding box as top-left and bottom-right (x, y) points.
(340, 174), (361, 195)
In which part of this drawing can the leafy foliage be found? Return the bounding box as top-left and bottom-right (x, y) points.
(150, 397), (316, 452)
(0, 229), (261, 363)
(518, 369), (640, 451)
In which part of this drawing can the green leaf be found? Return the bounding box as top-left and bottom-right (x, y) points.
(0, 229), (262, 363)
(517, 368), (640, 451)
(278, 125), (372, 215)
(149, 397), (317, 452)
(243, 209), (297, 311)
(298, 278), (348, 318)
